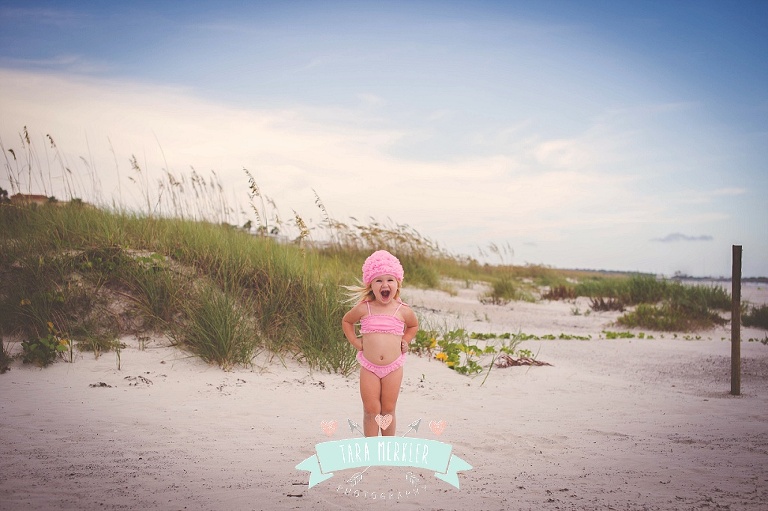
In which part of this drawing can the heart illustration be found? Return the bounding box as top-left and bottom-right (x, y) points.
(320, 420), (338, 437)
(375, 414), (393, 430)
(429, 419), (447, 436)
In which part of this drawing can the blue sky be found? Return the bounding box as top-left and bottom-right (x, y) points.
(1, 1), (766, 277)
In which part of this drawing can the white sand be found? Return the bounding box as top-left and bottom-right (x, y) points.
(1, 282), (767, 510)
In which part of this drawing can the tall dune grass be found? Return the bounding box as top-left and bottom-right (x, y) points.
(0, 128), (748, 372)
(572, 275), (731, 330)
(573, 274), (731, 310)
(0, 202), (360, 372)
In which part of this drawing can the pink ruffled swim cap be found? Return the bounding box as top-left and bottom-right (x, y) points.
(362, 250), (404, 285)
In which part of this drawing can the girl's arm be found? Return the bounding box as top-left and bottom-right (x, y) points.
(342, 304), (365, 351)
(400, 307), (419, 352)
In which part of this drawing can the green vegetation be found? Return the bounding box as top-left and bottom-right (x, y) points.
(0, 129), (760, 376)
(541, 272), (733, 332)
(562, 275), (731, 331)
(408, 328), (541, 380)
(480, 277), (536, 305)
(0, 337), (11, 373)
(0, 203), (357, 374)
(0, 200), (749, 374)
(617, 302), (727, 331)
(743, 304), (768, 330)
(20, 322), (71, 367)
(573, 275), (730, 308)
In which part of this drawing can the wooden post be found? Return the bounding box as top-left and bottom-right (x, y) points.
(731, 245), (742, 396)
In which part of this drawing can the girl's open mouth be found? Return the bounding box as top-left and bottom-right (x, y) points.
(381, 290), (391, 299)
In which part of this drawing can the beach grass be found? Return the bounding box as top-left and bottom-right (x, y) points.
(0, 128), (754, 374)
(568, 275), (732, 330)
(0, 203), (361, 372)
(0, 334), (11, 373)
(0, 198), (748, 372)
(743, 304), (768, 330)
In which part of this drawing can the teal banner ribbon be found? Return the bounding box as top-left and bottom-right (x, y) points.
(296, 437), (472, 489)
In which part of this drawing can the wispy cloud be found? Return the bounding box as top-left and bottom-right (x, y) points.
(0, 54), (110, 74)
(0, 66), (762, 275)
(677, 187), (747, 205)
(651, 233), (714, 243)
(0, 7), (88, 28)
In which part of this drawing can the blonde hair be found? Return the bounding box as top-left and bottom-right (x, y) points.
(343, 280), (401, 305)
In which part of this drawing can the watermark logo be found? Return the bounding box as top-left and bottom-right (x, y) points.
(295, 417), (472, 497)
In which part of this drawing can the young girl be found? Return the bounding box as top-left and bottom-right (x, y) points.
(342, 250), (419, 437)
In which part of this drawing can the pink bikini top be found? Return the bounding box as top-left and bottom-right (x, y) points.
(359, 301), (407, 335)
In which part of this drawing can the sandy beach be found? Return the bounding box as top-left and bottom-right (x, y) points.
(2, 282), (767, 510)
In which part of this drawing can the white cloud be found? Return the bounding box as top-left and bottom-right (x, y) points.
(1, 68), (760, 275)
(532, 138), (597, 170)
(0, 71), (646, 238)
(676, 187), (747, 205)
(0, 6), (88, 28)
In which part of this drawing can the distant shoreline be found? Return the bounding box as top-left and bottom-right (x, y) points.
(555, 267), (767, 283)
(672, 276), (768, 284)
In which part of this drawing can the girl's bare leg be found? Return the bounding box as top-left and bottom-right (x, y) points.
(379, 366), (404, 437)
(360, 367), (382, 436)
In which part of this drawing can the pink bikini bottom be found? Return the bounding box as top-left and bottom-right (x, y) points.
(357, 351), (406, 379)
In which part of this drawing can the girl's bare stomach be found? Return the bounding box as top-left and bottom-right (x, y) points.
(362, 333), (402, 365)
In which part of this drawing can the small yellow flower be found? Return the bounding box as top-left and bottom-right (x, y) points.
(47, 321), (54, 330)
(429, 338), (437, 349)
(20, 298), (31, 306)
(446, 360), (455, 367)
(434, 352), (448, 362)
